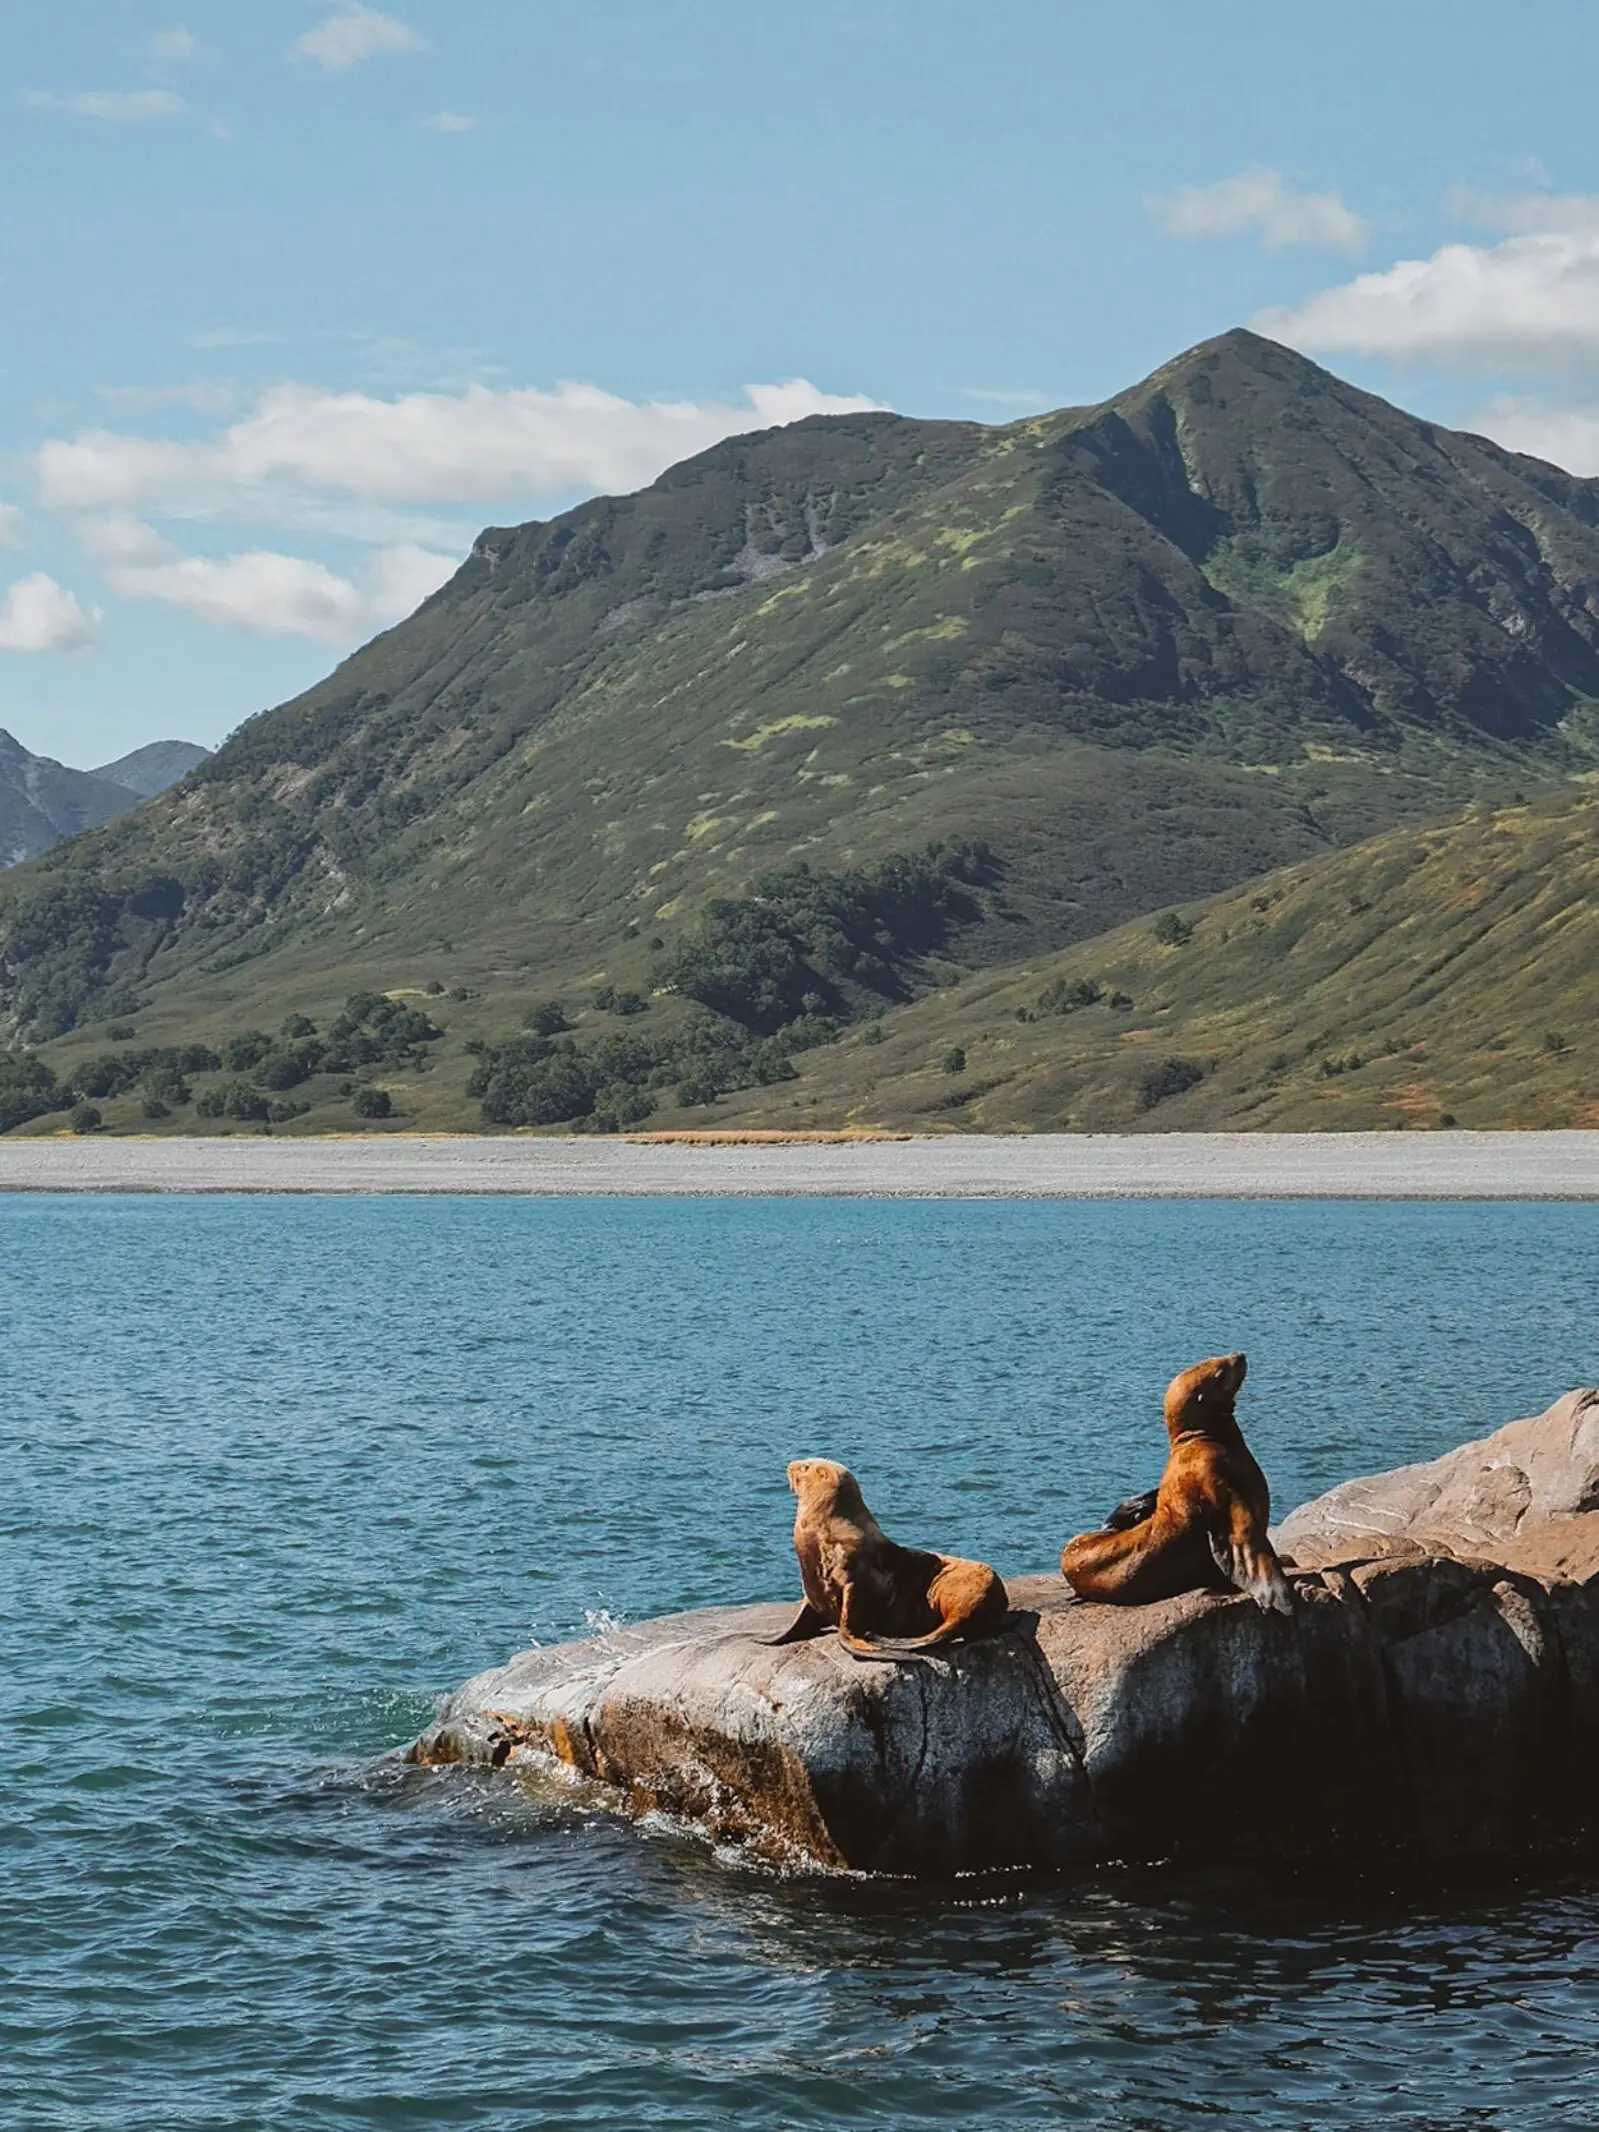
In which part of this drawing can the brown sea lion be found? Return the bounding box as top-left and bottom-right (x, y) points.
(1060, 1352), (1293, 1615)
(764, 1457), (1010, 1661)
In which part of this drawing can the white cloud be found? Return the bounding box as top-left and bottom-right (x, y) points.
(34, 377), (887, 515)
(0, 574), (99, 654)
(1466, 395), (1599, 476)
(1150, 168), (1366, 253)
(0, 504), (24, 548)
(78, 515), (456, 645)
(293, 5), (425, 70)
(149, 26), (203, 65)
(1258, 226), (1599, 370)
(423, 110), (478, 133)
(25, 88), (188, 122)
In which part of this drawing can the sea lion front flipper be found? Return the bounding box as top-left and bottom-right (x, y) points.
(1101, 1487), (1160, 1533)
(758, 1599), (830, 1646)
(1206, 1497), (1294, 1616)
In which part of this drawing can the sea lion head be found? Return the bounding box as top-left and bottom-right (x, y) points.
(787, 1457), (868, 1518)
(1164, 1351), (1247, 1437)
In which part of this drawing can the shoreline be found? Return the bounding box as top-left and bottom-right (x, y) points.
(4, 1130), (1599, 1197)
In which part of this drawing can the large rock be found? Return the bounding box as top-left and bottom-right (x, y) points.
(410, 1391), (1599, 1874)
(1276, 1387), (1599, 1580)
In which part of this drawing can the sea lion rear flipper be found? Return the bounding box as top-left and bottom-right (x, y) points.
(837, 1627), (934, 1664)
(1101, 1487), (1160, 1533)
(1206, 1505), (1294, 1617)
(758, 1600), (829, 1646)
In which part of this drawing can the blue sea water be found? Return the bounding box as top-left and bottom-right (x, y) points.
(5, 1192), (1599, 2130)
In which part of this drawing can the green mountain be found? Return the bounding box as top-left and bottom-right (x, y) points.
(5, 327), (1599, 1133)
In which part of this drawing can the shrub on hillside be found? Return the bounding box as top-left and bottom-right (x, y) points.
(1037, 976), (1104, 1014)
(1136, 1056), (1206, 1110)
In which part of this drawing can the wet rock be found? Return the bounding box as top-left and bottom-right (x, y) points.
(411, 1391), (1599, 1875)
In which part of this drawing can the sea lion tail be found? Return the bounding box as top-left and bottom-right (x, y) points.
(837, 1628), (935, 1664)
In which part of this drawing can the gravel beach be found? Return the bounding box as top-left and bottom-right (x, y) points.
(3, 1131), (1599, 1196)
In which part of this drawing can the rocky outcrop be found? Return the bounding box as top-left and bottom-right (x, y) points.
(410, 1391), (1599, 1875)
(1276, 1387), (1599, 1582)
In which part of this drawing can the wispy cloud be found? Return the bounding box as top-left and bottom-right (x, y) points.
(1150, 168), (1366, 254)
(423, 110), (479, 133)
(149, 26), (203, 66)
(0, 573), (99, 654)
(1446, 189), (1599, 237)
(965, 388), (1051, 410)
(293, 5), (426, 71)
(25, 88), (188, 123)
(0, 504), (24, 549)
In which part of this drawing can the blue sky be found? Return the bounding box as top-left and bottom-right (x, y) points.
(4, 0), (1599, 768)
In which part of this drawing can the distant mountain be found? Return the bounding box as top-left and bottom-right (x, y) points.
(0, 732), (141, 869)
(89, 740), (211, 800)
(0, 731), (211, 871)
(6, 327), (1599, 1086)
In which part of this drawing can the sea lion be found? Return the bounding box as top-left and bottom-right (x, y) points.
(764, 1457), (1009, 1661)
(1059, 1352), (1293, 1615)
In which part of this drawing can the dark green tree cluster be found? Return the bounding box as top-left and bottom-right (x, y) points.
(72, 1042), (222, 1102)
(0, 989), (445, 1136)
(467, 1015), (798, 1130)
(0, 1053), (63, 1134)
(0, 876), (173, 1038)
(659, 839), (993, 1032)
(189, 995), (440, 1121)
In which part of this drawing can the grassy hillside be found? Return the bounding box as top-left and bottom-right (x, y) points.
(706, 788), (1599, 1133)
(7, 787), (1597, 1140)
